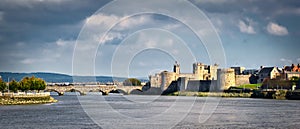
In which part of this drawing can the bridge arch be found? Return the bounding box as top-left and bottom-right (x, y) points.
(130, 89), (143, 95)
(44, 89), (64, 96)
(67, 89), (86, 95)
(100, 90), (109, 95)
(115, 89), (128, 95)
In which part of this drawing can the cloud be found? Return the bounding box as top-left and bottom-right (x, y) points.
(83, 13), (182, 46)
(20, 57), (58, 65)
(99, 32), (125, 44)
(280, 58), (293, 64)
(274, 7), (300, 16)
(192, 0), (237, 4)
(117, 15), (152, 31)
(56, 38), (74, 47)
(162, 23), (181, 30)
(84, 13), (153, 31)
(21, 59), (35, 64)
(297, 58), (300, 63)
(267, 22), (288, 36)
(16, 42), (25, 47)
(85, 13), (119, 27)
(238, 19), (256, 34)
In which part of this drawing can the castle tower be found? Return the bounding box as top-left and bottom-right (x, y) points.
(173, 61), (180, 74)
(209, 63), (219, 80)
(193, 62), (204, 80)
(217, 68), (236, 90)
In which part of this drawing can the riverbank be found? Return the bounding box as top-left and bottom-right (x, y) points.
(0, 94), (58, 105)
(169, 91), (252, 98)
(168, 90), (300, 100)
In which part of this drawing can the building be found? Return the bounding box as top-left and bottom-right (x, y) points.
(217, 68), (236, 90)
(231, 67), (245, 75)
(285, 72), (300, 80)
(149, 62), (219, 91)
(283, 64), (300, 72)
(257, 66), (281, 83)
(283, 64), (300, 80)
(242, 69), (258, 75)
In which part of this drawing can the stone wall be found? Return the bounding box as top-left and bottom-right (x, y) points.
(149, 73), (162, 88)
(177, 77), (188, 91)
(235, 75), (251, 86)
(176, 79), (218, 92)
(161, 71), (177, 91)
(217, 68), (236, 90)
(185, 80), (217, 92)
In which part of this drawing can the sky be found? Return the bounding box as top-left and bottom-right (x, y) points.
(0, 0), (299, 77)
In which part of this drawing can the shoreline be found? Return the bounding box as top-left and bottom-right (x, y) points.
(167, 90), (300, 100)
(169, 91), (252, 98)
(0, 95), (58, 105)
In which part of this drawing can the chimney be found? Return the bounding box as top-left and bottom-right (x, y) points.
(260, 66), (264, 69)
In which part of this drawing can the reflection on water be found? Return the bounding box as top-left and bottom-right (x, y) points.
(50, 92), (106, 96)
(0, 94), (299, 128)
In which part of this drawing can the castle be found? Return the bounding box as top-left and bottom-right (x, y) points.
(149, 62), (238, 92)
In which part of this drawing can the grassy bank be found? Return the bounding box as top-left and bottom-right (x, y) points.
(0, 95), (57, 105)
(236, 83), (261, 89)
(170, 90), (300, 100)
(169, 91), (252, 98)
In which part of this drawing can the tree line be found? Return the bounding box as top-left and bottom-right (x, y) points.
(261, 76), (299, 89)
(0, 76), (46, 93)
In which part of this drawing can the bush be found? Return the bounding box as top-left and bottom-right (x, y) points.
(123, 78), (141, 86)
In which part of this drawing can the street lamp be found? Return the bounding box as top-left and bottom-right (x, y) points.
(7, 77), (9, 93)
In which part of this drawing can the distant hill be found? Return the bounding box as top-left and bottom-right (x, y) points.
(0, 72), (148, 83)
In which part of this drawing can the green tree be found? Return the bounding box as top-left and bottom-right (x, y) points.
(26, 76), (46, 92)
(123, 78), (141, 86)
(9, 79), (19, 92)
(36, 78), (46, 92)
(19, 77), (31, 92)
(29, 76), (38, 91)
(0, 78), (7, 92)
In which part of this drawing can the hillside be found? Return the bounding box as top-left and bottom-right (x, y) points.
(0, 72), (148, 83)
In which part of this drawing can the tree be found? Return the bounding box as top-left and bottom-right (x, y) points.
(123, 78), (141, 86)
(0, 79), (7, 92)
(36, 78), (46, 92)
(9, 79), (19, 92)
(27, 76), (46, 92)
(19, 77), (31, 92)
(262, 78), (292, 89)
(291, 76), (299, 86)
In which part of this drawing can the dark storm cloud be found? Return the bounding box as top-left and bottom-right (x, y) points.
(0, 0), (111, 44)
(190, 0), (300, 16)
(0, 0), (299, 75)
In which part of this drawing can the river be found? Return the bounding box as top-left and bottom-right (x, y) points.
(0, 93), (299, 129)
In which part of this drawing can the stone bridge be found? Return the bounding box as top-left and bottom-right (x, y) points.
(45, 85), (143, 96)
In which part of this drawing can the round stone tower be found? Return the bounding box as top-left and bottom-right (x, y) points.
(217, 68), (236, 90)
(161, 71), (177, 91)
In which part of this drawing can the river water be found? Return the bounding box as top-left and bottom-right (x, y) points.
(0, 93), (299, 129)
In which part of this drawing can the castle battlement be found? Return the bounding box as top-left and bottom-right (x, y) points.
(149, 62), (219, 90)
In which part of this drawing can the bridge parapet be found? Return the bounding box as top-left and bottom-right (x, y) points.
(45, 85), (142, 95)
